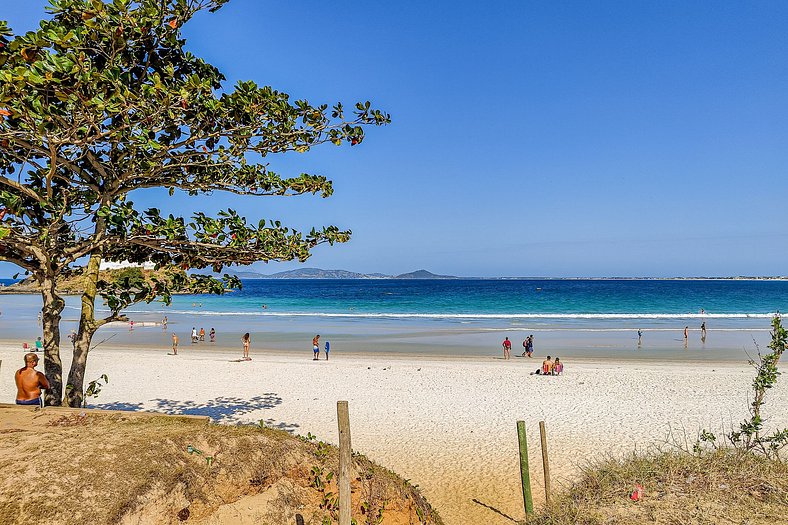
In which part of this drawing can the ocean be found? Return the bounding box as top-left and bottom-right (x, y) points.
(1, 279), (785, 360)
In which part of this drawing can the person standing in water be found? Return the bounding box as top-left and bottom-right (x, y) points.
(324, 340), (330, 360)
(171, 333), (179, 355)
(502, 337), (511, 359)
(683, 326), (689, 348)
(242, 333), (251, 360)
(313, 335), (320, 360)
(637, 329), (642, 346)
(209, 328), (216, 343)
(700, 321), (707, 342)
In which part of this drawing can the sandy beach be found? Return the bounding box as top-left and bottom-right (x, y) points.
(1, 343), (785, 525)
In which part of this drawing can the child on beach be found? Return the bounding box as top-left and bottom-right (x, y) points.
(553, 357), (563, 375)
(313, 335), (320, 360)
(35, 337), (43, 352)
(242, 333), (251, 360)
(324, 340), (330, 360)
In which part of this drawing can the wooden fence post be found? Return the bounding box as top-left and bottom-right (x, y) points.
(539, 420), (551, 505)
(337, 400), (352, 525)
(517, 420), (534, 517)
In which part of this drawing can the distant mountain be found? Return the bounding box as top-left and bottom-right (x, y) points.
(226, 268), (458, 279)
(230, 268), (390, 279)
(394, 269), (457, 279)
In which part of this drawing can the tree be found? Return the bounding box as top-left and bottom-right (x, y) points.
(0, 0), (390, 406)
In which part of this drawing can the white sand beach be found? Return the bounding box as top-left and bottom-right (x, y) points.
(1, 345), (785, 525)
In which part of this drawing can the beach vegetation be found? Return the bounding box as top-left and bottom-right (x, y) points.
(527, 447), (787, 525)
(0, 0), (389, 406)
(1, 409), (441, 524)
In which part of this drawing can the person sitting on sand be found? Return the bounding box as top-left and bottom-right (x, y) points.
(34, 336), (43, 352)
(553, 357), (563, 375)
(313, 335), (320, 361)
(242, 332), (251, 360)
(209, 328), (216, 343)
(15, 353), (49, 405)
(171, 333), (179, 355)
(542, 355), (553, 375)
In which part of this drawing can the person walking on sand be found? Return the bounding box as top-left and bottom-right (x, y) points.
(324, 340), (330, 360)
(242, 333), (251, 360)
(313, 335), (320, 360)
(15, 353), (49, 405)
(502, 337), (511, 359)
(171, 333), (179, 355)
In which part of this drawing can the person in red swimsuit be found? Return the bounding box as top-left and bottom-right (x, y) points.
(502, 337), (511, 359)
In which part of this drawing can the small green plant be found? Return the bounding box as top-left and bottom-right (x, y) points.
(310, 465), (334, 491)
(698, 315), (787, 459)
(66, 373), (109, 408)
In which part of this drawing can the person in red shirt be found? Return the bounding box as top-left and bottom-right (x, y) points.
(502, 337), (511, 359)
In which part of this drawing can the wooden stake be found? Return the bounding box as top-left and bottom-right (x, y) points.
(337, 400), (352, 525)
(517, 420), (534, 517)
(539, 420), (551, 504)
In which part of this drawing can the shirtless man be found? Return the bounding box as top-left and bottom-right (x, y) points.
(542, 355), (554, 375)
(171, 333), (179, 355)
(15, 353), (49, 405)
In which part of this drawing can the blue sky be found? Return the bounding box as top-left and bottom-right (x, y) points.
(3, 0), (788, 277)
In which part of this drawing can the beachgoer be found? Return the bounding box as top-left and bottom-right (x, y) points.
(553, 357), (563, 375)
(527, 335), (534, 356)
(69, 330), (77, 350)
(199, 328), (205, 342)
(700, 321), (707, 340)
(684, 326), (689, 348)
(209, 328), (216, 343)
(37, 312), (42, 325)
(324, 340), (330, 360)
(162, 316), (168, 329)
(313, 335), (320, 361)
(242, 333), (251, 360)
(34, 337), (43, 352)
(542, 355), (553, 375)
(129, 320), (134, 331)
(191, 327), (198, 344)
(521, 338), (528, 357)
(637, 329), (642, 345)
(171, 333), (179, 355)
(502, 337), (511, 359)
(15, 353), (49, 405)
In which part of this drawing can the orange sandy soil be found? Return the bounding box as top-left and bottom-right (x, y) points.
(0, 405), (442, 525)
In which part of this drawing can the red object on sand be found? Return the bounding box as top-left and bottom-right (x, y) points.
(630, 484), (644, 501)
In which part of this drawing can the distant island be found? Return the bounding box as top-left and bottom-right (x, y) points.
(228, 268), (458, 279)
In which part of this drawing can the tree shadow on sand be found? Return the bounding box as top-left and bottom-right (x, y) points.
(95, 394), (300, 431)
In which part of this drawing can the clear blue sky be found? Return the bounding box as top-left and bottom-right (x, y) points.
(3, 0), (788, 277)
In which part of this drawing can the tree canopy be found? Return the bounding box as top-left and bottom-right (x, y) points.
(0, 0), (390, 405)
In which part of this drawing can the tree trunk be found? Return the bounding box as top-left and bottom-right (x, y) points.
(65, 254), (101, 408)
(40, 275), (65, 406)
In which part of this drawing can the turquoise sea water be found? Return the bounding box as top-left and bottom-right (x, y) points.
(1, 279), (785, 359)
